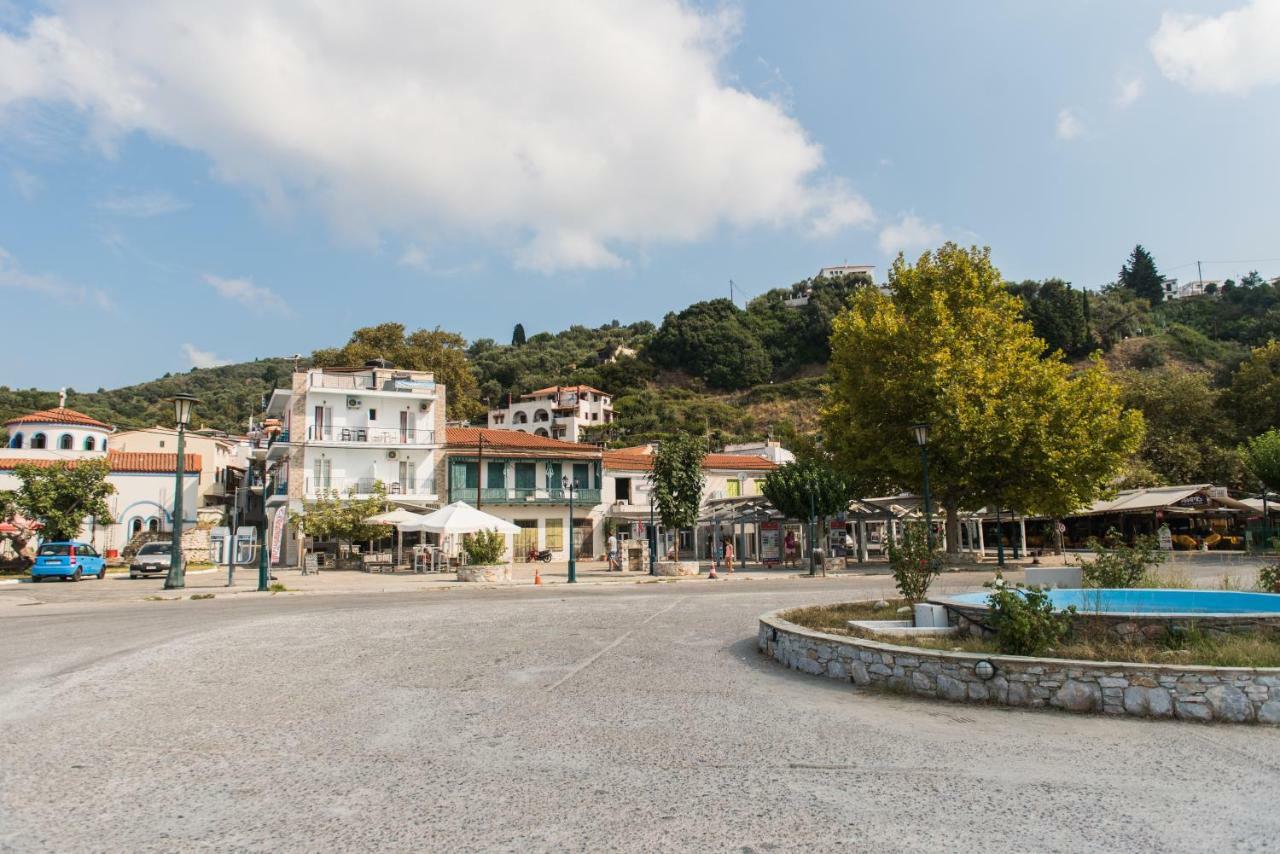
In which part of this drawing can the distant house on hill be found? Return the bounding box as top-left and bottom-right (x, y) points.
(486, 385), (614, 443)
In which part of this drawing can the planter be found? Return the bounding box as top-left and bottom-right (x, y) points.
(457, 564), (512, 583)
(653, 560), (700, 577)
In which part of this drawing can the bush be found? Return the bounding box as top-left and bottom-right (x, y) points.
(1081, 529), (1165, 588)
(463, 529), (506, 565)
(1258, 562), (1280, 593)
(986, 575), (1074, 655)
(887, 523), (941, 604)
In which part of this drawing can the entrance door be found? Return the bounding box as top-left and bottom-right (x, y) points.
(515, 520), (538, 559)
(314, 405), (332, 440)
(400, 410), (410, 443)
(573, 518), (593, 556)
(398, 460), (416, 494)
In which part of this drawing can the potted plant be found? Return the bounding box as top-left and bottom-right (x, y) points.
(457, 529), (511, 582)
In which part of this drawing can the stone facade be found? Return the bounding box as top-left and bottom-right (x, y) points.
(942, 599), (1280, 640)
(758, 609), (1280, 725)
(457, 564), (512, 583)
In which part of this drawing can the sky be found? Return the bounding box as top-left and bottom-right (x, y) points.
(1, 0), (1279, 390)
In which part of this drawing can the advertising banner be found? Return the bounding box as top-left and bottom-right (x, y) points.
(760, 521), (781, 563)
(270, 506), (287, 564)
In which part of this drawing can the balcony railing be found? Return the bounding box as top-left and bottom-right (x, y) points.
(449, 486), (601, 505)
(307, 425), (436, 445)
(306, 477), (435, 497)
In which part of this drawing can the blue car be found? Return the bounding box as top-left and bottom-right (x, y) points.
(31, 541), (107, 582)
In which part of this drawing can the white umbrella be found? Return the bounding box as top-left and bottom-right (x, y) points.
(399, 501), (519, 570)
(367, 508), (427, 566)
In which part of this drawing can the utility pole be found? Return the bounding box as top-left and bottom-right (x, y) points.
(1197, 260), (1204, 294)
(729, 279), (735, 307)
(476, 433), (484, 509)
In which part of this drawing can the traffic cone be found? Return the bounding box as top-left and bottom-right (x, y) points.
(534, 564), (542, 585)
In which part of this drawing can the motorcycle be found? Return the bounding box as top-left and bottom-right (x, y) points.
(526, 547), (553, 563)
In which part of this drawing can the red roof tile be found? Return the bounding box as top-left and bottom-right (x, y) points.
(4, 407), (111, 429)
(0, 451), (200, 474)
(446, 427), (601, 456)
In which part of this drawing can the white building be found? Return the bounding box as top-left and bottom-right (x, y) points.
(111, 427), (248, 508)
(817, 264), (875, 280)
(486, 385), (614, 443)
(255, 364), (447, 566)
(0, 406), (200, 556)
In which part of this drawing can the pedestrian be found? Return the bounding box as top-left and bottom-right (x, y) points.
(724, 537), (735, 573)
(784, 530), (797, 567)
(607, 531), (619, 571)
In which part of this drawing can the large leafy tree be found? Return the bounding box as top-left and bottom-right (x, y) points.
(1224, 340), (1280, 436)
(1243, 429), (1280, 496)
(289, 482), (390, 555)
(312, 323), (482, 420)
(1118, 244), (1165, 304)
(5, 459), (115, 542)
(649, 299), (771, 390)
(761, 460), (851, 558)
(648, 432), (706, 534)
(1008, 279), (1091, 357)
(823, 243), (1144, 553)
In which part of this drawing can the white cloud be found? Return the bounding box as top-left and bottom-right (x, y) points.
(11, 167), (41, 199)
(1056, 108), (1084, 140)
(398, 245), (430, 271)
(97, 190), (188, 217)
(1151, 0), (1280, 94)
(0, 246), (113, 309)
(0, 2), (871, 271)
(1114, 76), (1145, 108)
(202, 273), (289, 314)
(877, 215), (944, 256)
(182, 343), (229, 369)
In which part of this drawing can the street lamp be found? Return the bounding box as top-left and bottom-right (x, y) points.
(562, 475), (577, 583)
(910, 422), (934, 550)
(648, 489), (657, 575)
(164, 393), (199, 590)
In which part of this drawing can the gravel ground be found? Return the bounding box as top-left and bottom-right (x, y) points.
(1, 578), (1277, 852)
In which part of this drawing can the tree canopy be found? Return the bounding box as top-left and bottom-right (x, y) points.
(761, 460), (851, 523)
(648, 432), (706, 531)
(1224, 340), (1280, 437)
(3, 459), (116, 542)
(1009, 279), (1092, 358)
(1118, 244), (1165, 304)
(649, 299), (772, 390)
(823, 243), (1143, 552)
(1243, 429), (1280, 496)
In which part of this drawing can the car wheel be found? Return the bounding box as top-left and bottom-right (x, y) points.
(71, 568), (82, 582)
(30, 575), (41, 583)
(98, 568), (107, 579)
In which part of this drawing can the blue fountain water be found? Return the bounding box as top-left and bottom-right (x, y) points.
(945, 588), (1280, 616)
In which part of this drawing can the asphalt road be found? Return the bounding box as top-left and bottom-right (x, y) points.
(1, 578), (1277, 852)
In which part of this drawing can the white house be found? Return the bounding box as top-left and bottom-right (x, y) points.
(0, 406), (200, 557)
(111, 427), (248, 509)
(486, 385), (614, 443)
(817, 264), (875, 280)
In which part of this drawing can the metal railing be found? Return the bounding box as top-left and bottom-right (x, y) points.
(306, 477), (435, 497)
(449, 486), (601, 505)
(307, 425), (435, 444)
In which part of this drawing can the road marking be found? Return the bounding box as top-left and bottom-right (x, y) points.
(546, 596), (684, 691)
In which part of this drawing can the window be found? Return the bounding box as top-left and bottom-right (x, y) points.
(8, 432), (22, 449)
(572, 462), (589, 489)
(753, 479), (766, 495)
(726, 479), (740, 498)
(138, 543), (171, 555)
(313, 457), (332, 490)
(84, 436), (95, 451)
(58, 434), (73, 450)
(31, 433), (47, 449)
(515, 462), (537, 491)
(38, 544), (72, 556)
(486, 461), (505, 489)
(460, 461), (479, 489)
(159, 439), (165, 448)
(615, 477), (632, 502)
(544, 518), (564, 549)
(515, 519), (538, 556)
(130, 518), (143, 537)
(148, 518), (160, 532)
(369, 409), (377, 420)
(513, 411), (528, 424)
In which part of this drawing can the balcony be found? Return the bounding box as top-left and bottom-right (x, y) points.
(305, 477), (436, 498)
(306, 426), (436, 445)
(448, 486), (601, 506)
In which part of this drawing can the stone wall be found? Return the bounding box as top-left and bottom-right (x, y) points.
(758, 609), (1280, 725)
(941, 599), (1280, 641)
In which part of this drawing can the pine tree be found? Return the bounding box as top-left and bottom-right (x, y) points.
(1118, 245), (1165, 304)
(511, 324), (526, 347)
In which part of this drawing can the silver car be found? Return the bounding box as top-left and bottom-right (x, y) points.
(129, 542), (173, 579)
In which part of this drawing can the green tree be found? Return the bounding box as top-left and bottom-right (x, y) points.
(289, 482), (391, 560)
(312, 323), (482, 420)
(1118, 244), (1165, 304)
(823, 243), (1144, 554)
(1243, 430), (1280, 497)
(1008, 279), (1090, 357)
(6, 459), (115, 541)
(649, 299), (771, 390)
(648, 433), (706, 539)
(1225, 340), (1280, 436)
(761, 459), (851, 558)
(511, 323), (526, 347)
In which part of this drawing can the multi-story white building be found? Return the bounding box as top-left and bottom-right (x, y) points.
(816, 264), (875, 280)
(486, 385), (614, 443)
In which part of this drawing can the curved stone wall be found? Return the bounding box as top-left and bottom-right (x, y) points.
(758, 608), (1280, 725)
(457, 564), (512, 583)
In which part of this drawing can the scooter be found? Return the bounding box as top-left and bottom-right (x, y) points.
(526, 547), (553, 563)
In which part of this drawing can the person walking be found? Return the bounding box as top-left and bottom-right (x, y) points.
(607, 532), (619, 571)
(723, 536), (735, 574)
(784, 530), (797, 567)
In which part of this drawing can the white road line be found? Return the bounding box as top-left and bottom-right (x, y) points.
(546, 596), (685, 691)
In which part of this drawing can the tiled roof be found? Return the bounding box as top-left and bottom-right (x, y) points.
(519, 384), (608, 399)
(4, 407), (111, 429)
(446, 427), (601, 456)
(603, 449), (778, 472)
(0, 451), (200, 474)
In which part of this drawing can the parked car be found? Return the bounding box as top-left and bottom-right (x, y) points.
(129, 542), (173, 579)
(31, 541), (107, 582)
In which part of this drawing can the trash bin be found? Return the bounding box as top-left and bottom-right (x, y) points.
(810, 547), (825, 576)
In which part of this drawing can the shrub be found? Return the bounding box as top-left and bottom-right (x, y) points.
(887, 523), (941, 604)
(1258, 562), (1280, 593)
(1081, 528), (1165, 588)
(463, 529), (506, 565)
(986, 575), (1074, 655)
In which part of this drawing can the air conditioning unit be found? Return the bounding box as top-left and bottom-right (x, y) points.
(347, 397), (361, 409)
(386, 450), (398, 459)
(419, 401), (430, 412)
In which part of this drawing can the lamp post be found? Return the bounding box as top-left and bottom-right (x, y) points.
(648, 489), (657, 575)
(910, 422), (934, 550)
(164, 393), (199, 590)
(562, 475), (577, 583)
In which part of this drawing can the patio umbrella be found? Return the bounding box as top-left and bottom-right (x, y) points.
(368, 507), (427, 565)
(398, 501), (520, 569)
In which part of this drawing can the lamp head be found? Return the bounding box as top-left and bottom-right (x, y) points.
(171, 393), (200, 428)
(910, 422), (930, 447)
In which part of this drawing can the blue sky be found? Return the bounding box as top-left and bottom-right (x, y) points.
(1, 0), (1278, 390)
